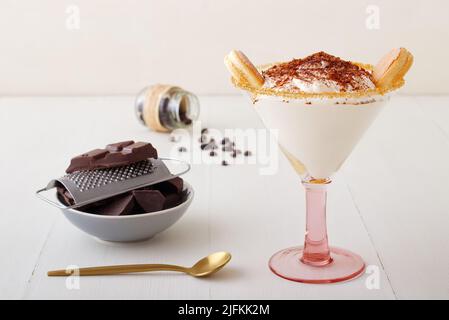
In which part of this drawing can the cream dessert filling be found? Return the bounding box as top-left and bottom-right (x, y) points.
(255, 96), (387, 180)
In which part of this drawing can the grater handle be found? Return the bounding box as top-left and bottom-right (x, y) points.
(36, 183), (68, 209)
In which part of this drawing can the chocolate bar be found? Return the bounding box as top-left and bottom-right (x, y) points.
(66, 141), (158, 173)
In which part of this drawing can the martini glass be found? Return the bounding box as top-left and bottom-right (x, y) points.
(236, 73), (402, 284)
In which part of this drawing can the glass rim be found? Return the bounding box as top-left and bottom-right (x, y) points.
(231, 62), (404, 101)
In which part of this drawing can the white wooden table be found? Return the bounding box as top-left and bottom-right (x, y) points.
(1, 95), (448, 300)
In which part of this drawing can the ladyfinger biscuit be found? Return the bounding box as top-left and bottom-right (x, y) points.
(373, 48), (413, 88)
(224, 50), (265, 88)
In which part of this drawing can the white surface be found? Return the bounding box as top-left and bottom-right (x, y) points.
(0, 95), (448, 299)
(1, 0), (449, 95)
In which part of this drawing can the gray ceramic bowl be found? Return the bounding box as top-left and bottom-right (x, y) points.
(58, 182), (194, 242)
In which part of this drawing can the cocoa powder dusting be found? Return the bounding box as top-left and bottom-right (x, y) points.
(262, 52), (374, 92)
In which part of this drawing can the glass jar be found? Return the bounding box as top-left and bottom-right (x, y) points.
(135, 84), (200, 132)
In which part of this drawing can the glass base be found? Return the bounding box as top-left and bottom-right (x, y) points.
(269, 246), (365, 284)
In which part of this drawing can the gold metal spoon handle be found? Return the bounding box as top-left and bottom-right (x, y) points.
(47, 264), (187, 277)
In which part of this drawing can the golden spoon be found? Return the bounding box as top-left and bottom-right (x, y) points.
(47, 252), (231, 277)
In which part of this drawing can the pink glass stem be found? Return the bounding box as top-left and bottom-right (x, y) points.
(301, 182), (333, 266)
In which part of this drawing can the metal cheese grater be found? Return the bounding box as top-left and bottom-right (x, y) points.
(36, 158), (190, 209)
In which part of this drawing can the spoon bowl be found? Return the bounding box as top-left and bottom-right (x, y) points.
(188, 252), (232, 277)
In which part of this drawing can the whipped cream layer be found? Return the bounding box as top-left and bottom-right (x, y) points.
(262, 52), (375, 93)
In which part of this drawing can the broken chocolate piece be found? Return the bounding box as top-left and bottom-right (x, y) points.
(92, 193), (135, 216)
(56, 186), (74, 206)
(163, 193), (183, 209)
(132, 190), (165, 213)
(156, 177), (184, 195)
(66, 141), (158, 173)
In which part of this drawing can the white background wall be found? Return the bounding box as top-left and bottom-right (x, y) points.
(0, 0), (448, 96)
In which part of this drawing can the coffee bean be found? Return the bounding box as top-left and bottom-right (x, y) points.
(221, 160), (229, 166)
(209, 151), (217, 157)
(231, 151), (238, 158)
(198, 135), (207, 143)
(244, 150), (252, 156)
(201, 142), (218, 150)
(178, 146), (187, 152)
